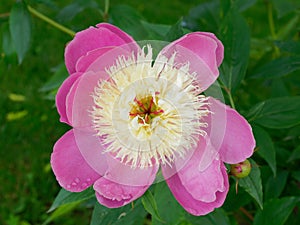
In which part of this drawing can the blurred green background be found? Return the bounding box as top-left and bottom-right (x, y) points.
(1, 0), (300, 224)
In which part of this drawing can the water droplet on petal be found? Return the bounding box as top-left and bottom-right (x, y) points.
(72, 182), (77, 186)
(81, 182), (87, 188)
(67, 185), (71, 189)
(86, 178), (91, 182)
(75, 178), (80, 183)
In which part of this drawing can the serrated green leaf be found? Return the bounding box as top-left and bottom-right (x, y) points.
(254, 197), (300, 225)
(251, 56), (300, 79)
(264, 170), (289, 200)
(40, 64), (68, 92)
(248, 96), (300, 129)
(238, 159), (263, 209)
(90, 201), (146, 225)
(252, 125), (276, 176)
(109, 5), (148, 40)
(218, 7), (250, 92)
(9, 1), (32, 64)
(48, 187), (95, 212)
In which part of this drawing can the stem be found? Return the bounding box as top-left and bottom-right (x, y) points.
(239, 207), (254, 221)
(27, 6), (75, 37)
(267, 1), (280, 56)
(103, 0), (110, 22)
(227, 91), (236, 109)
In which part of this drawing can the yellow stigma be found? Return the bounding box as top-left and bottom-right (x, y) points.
(91, 45), (209, 168)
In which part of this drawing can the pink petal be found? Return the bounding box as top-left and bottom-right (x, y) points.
(104, 154), (159, 186)
(177, 149), (226, 202)
(163, 159), (229, 216)
(73, 128), (108, 176)
(206, 97), (255, 164)
(160, 32), (223, 91)
(75, 45), (135, 73)
(51, 129), (101, 192)
(55, 72), (82, 125)
(94, 177), (149, 208)
(65, 23), (137, 74)
(71, 71), (109, 129)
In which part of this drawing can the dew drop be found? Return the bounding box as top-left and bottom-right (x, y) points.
(72, 182), (77, 186)
(81, 182), (88, 188)
(86, 178), (91, 182)
(67, 185), (71, 189)
(75, 178), (80, 183)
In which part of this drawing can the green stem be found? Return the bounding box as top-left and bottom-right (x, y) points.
(267, 1), (280, 56)
(227, 90), (236, 109)
(103, 0), (110, 22)
(27, 6), (75, 37)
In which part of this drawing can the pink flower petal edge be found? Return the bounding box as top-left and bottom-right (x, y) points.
(94, 177), (149, 208)
(163, 158), (229, 216)
(160, 32), (224, 91)
(55, 72), (82, 125)
(65, 23), (136, 74)
(51, 129), (100, 192)
(206, 97), (256, 164)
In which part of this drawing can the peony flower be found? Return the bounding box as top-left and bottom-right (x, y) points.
(51, 23), (255, 216)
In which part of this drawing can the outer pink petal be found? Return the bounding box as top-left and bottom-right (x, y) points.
(160, 32), (224, 91)
(70, 71), (109, 129)
(206, 97), (255, 164)
(51, 129), (101, 192)
(75, 45), (134, 73)
(55, 72), (82, 125)
(163, 160), (229, 216)
(94, 177), (149, 208)
(65, 23), (136, 74)
(177, 149), (226, 202)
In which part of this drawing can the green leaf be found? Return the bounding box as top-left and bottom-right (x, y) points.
(141, 21), (170, 40)
(48, 187), (95, 212)
(248, 96), (300, 129)
(187, 208), (231, 225)
(90, 201), (146, 225)
(238, 159), (263, 209)
(275, 40), (300, 55)
(164, 19), (184, 42)
(43, 202), (80, 225)
(57, 0), (98, 22)
(287, 145), (300, 162)
(153, 181), (186, 225)
(182, 1), (220, 32)
(223, 184), (252, 211)
(218, 6), (250, 92)
(9, 1), (32, 64)
(109, 5), (148, 40)
(141, 189), (163, 222)
(40, 64), (68, 92)
(251, 56), (300, 79)
(252, 125), (276, 176)
(264, 170), (289, 200)
(271, 0), (300, 18)
(254, 197), (300, 225)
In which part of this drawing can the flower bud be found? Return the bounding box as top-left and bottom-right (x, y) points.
(230, 159), (251, 178)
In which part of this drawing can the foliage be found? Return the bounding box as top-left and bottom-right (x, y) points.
(1, 0), (300, 224)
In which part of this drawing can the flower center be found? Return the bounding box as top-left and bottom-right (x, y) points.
(129, 94), (163, 125)
(91, 45), (209, 168)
